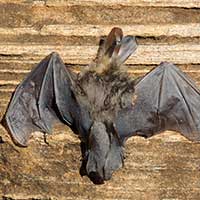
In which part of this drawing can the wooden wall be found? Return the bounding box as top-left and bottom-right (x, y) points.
(0, 1), (200, 199)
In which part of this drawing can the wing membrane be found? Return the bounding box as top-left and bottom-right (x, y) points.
(4, 53), (78, 146)
(115, 62), (200, 142)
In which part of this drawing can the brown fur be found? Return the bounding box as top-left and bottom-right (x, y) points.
(74, 70), (135, 124)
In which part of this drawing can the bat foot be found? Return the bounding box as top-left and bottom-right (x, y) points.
(79, 158), (105, 184)
(88, 172), (105, 185)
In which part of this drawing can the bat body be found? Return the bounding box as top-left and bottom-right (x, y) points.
(3, 28), (200, 184)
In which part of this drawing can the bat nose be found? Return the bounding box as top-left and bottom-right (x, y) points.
(88, 171), (105, 184)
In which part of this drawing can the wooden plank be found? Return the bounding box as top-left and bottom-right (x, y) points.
(0, 27), (38, 35)
(0, 1), (200, 200)
(0, 3), (199, 28)
(46, 0), (200, 8)
(0, 0), (199, 8)
(1, 24), (200, 46)
(0, 69), (29, 73)
(41, 24), (200, 37)
(0, 44), (200, 65)
(0, 23), (199, 37)
(0, 80), (20, 85)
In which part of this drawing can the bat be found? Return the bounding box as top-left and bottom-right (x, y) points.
(3, 27), (200, 184)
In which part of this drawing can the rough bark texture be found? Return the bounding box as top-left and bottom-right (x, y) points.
(0, 1), (200, 199)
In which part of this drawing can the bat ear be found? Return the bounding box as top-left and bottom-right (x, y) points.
(111, 35), (137, 67)
(92, 27), (123, 64)
(91, 28), (137, 71)
(104, 27), (123, 57)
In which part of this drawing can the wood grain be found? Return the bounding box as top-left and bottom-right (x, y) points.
(0, 0), (200, 8)
(1, 23), (200, 37)
(0, 1), (200, 200)
(0, 44), (200, 65)
(0, 3), (200, 28)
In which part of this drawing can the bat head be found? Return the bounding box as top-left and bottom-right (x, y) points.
(85, 121), (124, 184)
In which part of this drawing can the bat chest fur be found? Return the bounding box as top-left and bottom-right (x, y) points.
(75, 71), (135, 122)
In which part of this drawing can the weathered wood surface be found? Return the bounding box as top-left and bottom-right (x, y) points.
(1, 0), (200, 7)
(0, 1), (200, 200)
(1, 24), (200, 37)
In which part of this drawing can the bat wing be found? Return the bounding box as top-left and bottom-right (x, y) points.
(115, 62), (200, 142)
(3, 52), (82, 146)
